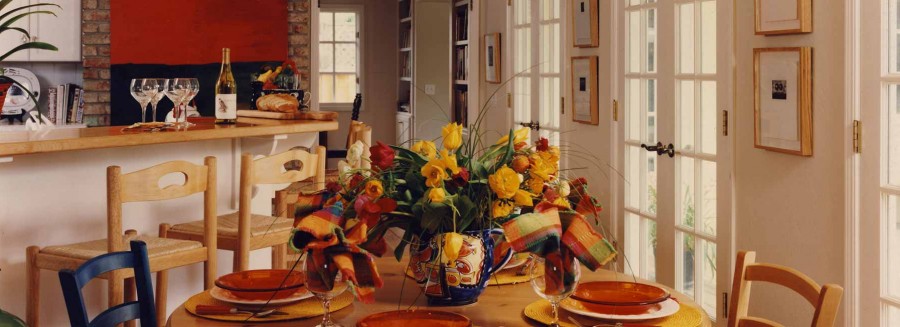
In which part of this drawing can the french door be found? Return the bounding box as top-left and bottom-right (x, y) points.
(858, 0), (900, 325)
(615, 0), (732, 322)
(510, 0), (565, 145)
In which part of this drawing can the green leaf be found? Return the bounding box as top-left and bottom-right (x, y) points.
(391, 145), (428, 166)
(0, 0), (14, 13)
(0, 3), (59, 25)
(0, 26), (28, 38)
(454, 196), (477, 231)
(498, 130), (516, 167)
(421, 202), (451, 234)
(404, 170), (425, 197)
(0, 41), (55, 61)
(0, 10), (57, 30)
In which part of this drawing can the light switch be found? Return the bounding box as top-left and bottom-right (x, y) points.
(425, 84), (436, 95)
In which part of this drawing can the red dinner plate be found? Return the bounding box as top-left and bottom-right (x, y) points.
(571, 281), (670, 306)
(214, 269), (305, 301)
(357, 310), (471, 327)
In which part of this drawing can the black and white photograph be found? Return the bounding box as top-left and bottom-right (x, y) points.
(772, 80), (787, 100)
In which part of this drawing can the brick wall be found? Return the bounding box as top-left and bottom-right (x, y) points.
(79, 0), (311, 126)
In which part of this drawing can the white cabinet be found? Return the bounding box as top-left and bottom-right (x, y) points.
(396, 111), (412, 147)
(0, 0), (81, 62)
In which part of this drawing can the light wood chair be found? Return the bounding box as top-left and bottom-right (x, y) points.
(165, 147), (326, 274)
(25, 157), (218, 327)
(727, 251), (843, 327)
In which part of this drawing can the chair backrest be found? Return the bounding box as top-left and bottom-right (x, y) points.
(727, 251), (843, 327)
(239, 147), (326, 218)
(106, 157), (217, 278)
(59, 241), (157, 327)
(346, 121), (372, 149)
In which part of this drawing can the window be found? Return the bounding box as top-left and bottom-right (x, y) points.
(319, 7), (361, 108)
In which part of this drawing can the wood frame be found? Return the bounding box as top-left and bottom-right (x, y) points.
(484, 33), (501, 84)
(753, 47), (813, 156)
(571, 56), (599, 125)
(754, 0), (812, 35)
(572, 0), (599, 48)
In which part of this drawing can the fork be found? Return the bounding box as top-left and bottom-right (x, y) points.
(566, 316), (658, 327)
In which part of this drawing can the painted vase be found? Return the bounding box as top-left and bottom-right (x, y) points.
(409, 229), (513, 306)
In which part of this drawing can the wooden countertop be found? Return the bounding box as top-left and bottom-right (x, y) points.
(0, 117), (338, 157)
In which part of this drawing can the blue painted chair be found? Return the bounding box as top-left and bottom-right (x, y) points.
(58, 240), (157, 327)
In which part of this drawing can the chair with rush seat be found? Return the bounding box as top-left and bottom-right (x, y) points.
(727, 251), (843, 327)
(59, 240), (157, 327)
(164, 147), (326, 275)
(25, 157), (218, 327)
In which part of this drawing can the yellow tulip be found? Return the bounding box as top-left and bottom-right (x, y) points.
(364, 180), (384, 198)
(443, 232), (464, 264)
(421, 159), (449, 188)
(513, 189), (534, 206)
(526, 176), (545, 194)
(440, 149), (462, 175)
(427, 188), (446, 203)
(496, 128), (530, 145)
(488, 165), (520, 199)
(411, 140), (438, 160)
(492, 200), (514, 218)
(441, 123), (464, 150)
(529, 154), (555, 181)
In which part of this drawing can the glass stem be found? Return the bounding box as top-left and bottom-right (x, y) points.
(550, 302), (560, 327)
(150, 102), (158, 122)
(321, 298), (332, 325)
(141, 103), (148, 123)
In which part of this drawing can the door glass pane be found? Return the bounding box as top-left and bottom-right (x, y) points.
(334, 74), (357, 103)
(514, 77), (531, 123)
(677, 3), (695, 74)
(319, 44), (334, 73)
(540, 24), (560, 74)
(679, 80), (696, 152)
(677, 231), (696, 297)
(700, 1), (717, 74)
(701, 81), (718, 155)
(646, 219), (657, 281)
(320, 12), (334, 41)
(627, 214), (658, 281)
(888, 305), (900, 326)
(646, 79), (657, 143)
(627, 78), (641, 140)
(319, 75), (334, 103)
(335, 44), (357, 73)
(626, 146), (640, 209)
(645, 154), (657, 214)
(887, 195), (900, 298)
(678, 157), (696, 228)
(701, 160), (717, 235)
(889, 85), (900, 186)
(334, 13), (356, 41)
(701, 240), (717, 315)
(646, 9), (657, 73)
(628, 11), (641, 73)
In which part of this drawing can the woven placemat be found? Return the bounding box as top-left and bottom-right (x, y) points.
(184, 290), (354, 322)
(524, 299), (703, 327)
(404, 264), (543, 286)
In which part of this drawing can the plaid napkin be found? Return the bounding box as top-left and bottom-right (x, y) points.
(290, 200), (384, 303)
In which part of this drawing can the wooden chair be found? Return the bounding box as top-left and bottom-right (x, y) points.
(25, 157), (218, 327)
(728, 251), (843, 327)
(59, 240), (157, 327)
(165, 147), (326, 274)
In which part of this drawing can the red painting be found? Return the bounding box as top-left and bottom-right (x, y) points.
(110, 0), (289, 65)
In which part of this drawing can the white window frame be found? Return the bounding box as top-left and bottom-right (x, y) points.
(318, 4), (364, 111)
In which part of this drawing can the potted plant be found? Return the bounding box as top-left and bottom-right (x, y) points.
(0, 1), (59, 123)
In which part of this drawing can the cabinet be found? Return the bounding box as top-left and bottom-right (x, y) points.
(0, 0), (81, 62)
(396, 111), (412, 146)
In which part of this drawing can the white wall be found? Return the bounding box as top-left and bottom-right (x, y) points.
(474, 0), (512, 141)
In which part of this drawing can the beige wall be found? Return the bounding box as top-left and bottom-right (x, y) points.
(474, 0), (512, 140)
(733, 0), (847, 324)
(413, 0), (453, 141)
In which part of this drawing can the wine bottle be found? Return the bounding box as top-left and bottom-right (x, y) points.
(215, 48), (237, 124)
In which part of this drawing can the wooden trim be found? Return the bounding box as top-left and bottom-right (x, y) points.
(571, 56), (600, 125)
(753, 47), (813, 156)
(754, 0), (813, 35)
(485, 33), (502, 84)
(572, 0), (600, 48)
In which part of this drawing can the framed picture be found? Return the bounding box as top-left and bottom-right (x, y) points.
(484, 33), (501, 84)
(753, 47), (813, 156)
(572, 0), (599, 47)
(755, 0), (812, 35)
(571, 56), (598, 125)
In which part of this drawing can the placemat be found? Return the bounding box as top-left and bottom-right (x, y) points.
(184, 290), (354, 322)
(523, 299), (703, 327)
(405, 264), (543, 286)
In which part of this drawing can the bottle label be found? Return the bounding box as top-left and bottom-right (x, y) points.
(215, 94), (237, 119)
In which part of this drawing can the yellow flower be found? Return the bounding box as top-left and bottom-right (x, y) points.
(529, 154), (555, 181)
(441, 123), (464, 150)
(526, 176), (545, 194)
(443, 232), (464, 264)
(496, 128), (530, 145)
(552, 196), (571, 209)
(427, 188), (446, 203)
(440, 149), (461, 175)
(492, 200), (515, 218)
(513, 189), (534, 207)
(364, 180), (384, 198)
(488, 165), (520, 199)
(421, 159), (449, 187)
(411, 140), (438, 160)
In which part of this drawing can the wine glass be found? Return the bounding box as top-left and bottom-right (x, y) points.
(165, 78), (189, 125)
(304, 253), (348, 327)
(181, 78), (200, 126)
(129, 79), (151, 123)
(147, 78), (168, 122)
(530, 254), (582, 327)
(140, 79), (160, 122)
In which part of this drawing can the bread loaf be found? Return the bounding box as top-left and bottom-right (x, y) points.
(256, 94), (299, 113)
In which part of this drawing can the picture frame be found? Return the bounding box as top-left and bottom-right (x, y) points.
(484, 33), (501, 84)
(572, 0), (599, 48)
(754, 0), (812, 35)
(753, 47), (813, 156)
(571, 56), (599, 125)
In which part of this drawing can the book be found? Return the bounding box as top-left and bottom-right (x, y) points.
(74, 88), (84, 124)
(55, 85), (65, 125)
(46, 87), (57, 124)
(65, 84), (77, 123)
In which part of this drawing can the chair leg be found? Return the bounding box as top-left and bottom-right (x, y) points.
(156, 224), (170, 327)
(124, 277), (136, 327)
(25, 246), (40, 327)
(232, 250), (242, 273)
(272, 244), (287, 269)
(108, 272), (124, 313)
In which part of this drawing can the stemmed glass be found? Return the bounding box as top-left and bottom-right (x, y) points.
(530, 253), (582, 327)
(165, 78), (189, 125)
(129, 79), (151, 123)
(182, 78), (200, 126)
(147, 78), (168, 122)
(304, 253), (348, 327)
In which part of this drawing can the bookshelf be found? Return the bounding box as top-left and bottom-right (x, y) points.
(451, 0), (469, 127)
(397, 0), (414, 145)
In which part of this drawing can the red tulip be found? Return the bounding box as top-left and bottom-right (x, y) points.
(369, 141), (396, 170)
(536, 138), (550, 151)
(450, 167), (470, 187)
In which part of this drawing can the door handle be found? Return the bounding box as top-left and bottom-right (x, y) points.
(640, 142), (675, 158)
(518, 121), (541, 131)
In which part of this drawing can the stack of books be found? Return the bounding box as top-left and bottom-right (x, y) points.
(46, 84), (84, 125)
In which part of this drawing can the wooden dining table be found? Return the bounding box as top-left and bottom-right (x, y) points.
(167, 258), (712, 326)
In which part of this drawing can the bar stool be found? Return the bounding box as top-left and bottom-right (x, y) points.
(25, 157), (218, 327)
(164, 147), (325, 276)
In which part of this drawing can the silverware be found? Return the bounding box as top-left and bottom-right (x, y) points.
(566, 316), (658, 327)
(195, 305), (289, 317)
